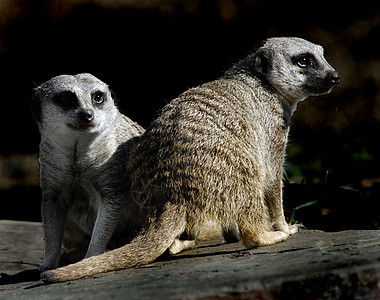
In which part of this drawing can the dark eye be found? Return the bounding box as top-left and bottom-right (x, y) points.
(296, 55), (314, 68)
(93, 91), (105, 105)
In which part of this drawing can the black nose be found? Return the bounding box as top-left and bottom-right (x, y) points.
(329, 72), (341, 86)
(79, 109), (94, 123)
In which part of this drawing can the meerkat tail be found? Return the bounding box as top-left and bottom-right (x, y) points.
(41, 203), (186, 283)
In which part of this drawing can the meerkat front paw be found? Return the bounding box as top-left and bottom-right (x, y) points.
(287, 223), (305, 234)
(273, 219), (305, 235)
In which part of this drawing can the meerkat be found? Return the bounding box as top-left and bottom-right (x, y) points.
(32, 73), (145, 272)
(41, 37), (340, 283)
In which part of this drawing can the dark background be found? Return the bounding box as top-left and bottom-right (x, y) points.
(1, 0), (380, 230)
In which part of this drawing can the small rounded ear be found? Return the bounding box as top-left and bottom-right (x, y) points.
(31, 90), (42, 123)
(252, 48), (273, 76)
(109, 88), (118, 105)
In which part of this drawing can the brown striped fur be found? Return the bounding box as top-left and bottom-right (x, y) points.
(41, 37), (340, 283)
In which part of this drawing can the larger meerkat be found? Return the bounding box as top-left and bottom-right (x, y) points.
(32, 73), (144, 272)
(42, 37), (340, 282)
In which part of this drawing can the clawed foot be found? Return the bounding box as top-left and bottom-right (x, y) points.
(273, 220), (306, 235)
(287, 223), (306, 234)
(240, 230), (289, 248)
(168, 239), (197, 255)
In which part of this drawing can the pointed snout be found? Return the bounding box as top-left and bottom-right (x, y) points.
(79, 109), (94, 123)
(328, 71), (340, 86)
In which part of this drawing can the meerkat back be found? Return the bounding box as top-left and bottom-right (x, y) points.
(128, 37), (340, 249)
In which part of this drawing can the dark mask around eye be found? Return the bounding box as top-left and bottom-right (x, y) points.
(52, 91), (79, 111)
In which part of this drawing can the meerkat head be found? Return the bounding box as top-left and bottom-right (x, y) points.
(32, 73), (118, 136)
(251, 37), (340, 109)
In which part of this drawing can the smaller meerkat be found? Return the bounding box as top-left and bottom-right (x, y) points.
(42, 37), (340, 283)
(32, 73), (144, 272)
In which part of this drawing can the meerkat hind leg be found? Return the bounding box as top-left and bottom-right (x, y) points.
(168, 239), (198, 255)
(168, 230), (199, 255)
(222, 223), (240, 243)
(238, 217), (289, 248)
(239, 228), (289, 248)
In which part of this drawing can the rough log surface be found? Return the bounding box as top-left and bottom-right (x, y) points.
(0, 220), (379, 299)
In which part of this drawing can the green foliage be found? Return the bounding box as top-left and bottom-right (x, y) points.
(287, 170), (330, 225)
(288, 199), (319, 225)
(351, 148), (374, 162)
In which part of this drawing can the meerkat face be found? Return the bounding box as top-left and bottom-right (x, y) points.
(32, 73), (118, 137)
(253, 37), (340, 106)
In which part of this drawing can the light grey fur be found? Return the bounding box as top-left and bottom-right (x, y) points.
(41, 37), (340, 283)
(32, 73), (144, 272)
